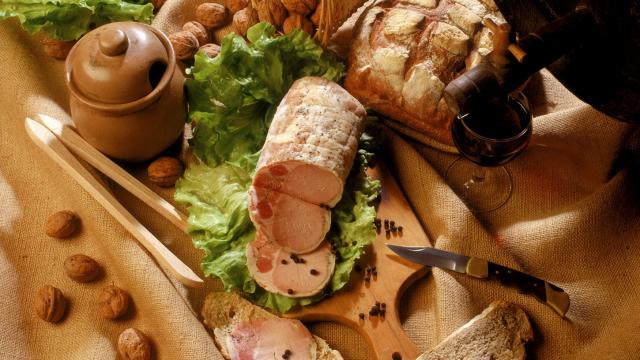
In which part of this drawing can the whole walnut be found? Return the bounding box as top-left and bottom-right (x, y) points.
(225, 0), (248, 14)
(182, 21), (210, 46)
(40, 36), (75, 60)
(233, 6), (259, 36)
(147, 157), (184, 187)
(34, 285), (66, 323)
(45, 210), (80, 238)
(252, 0), (287, 27)
(310, 7), (321, 26)
(281, 0), (316, 15)
(169, 31), (199, 60)
(283, 14), (314, 35)
(64, 254), (102, 283)
(200, 43), (221, 58)
(196, 3), (228, 29)
(118, 328), (152, 360)
(98, 284), (130, 319)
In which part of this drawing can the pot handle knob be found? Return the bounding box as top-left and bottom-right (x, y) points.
(99, 29), (129, 57)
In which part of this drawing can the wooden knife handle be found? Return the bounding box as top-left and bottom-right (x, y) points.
(467, 258), (570, 317)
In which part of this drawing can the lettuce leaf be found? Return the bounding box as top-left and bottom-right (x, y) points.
(176, 23), (380, 313)
(0, 0), (154, 41)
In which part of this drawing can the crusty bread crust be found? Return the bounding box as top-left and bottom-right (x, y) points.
(201, 292), (344, 360)
(418, 300), (534, 360)
(345, 0), (504, 148)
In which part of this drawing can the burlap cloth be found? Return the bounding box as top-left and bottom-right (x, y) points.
(1, 1), (640, 358)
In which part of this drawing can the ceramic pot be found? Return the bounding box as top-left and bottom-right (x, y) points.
(65, 22), (186, 162)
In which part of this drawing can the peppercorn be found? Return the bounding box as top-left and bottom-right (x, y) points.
(358, 313), (365, 320)
(287, 289), (294, 295)
(281, 259), (288, 265)
(392, 352), (402, 360)
(310, 269), (319, 275)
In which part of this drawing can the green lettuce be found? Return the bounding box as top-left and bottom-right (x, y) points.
(176, 23), (380, 313)
(0, 0), (154, 41)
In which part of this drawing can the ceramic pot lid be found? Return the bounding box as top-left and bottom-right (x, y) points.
(67, 22), (171, 104)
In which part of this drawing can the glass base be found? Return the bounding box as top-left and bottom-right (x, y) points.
(445, 157), (512, 212)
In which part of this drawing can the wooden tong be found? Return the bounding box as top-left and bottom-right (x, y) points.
(25, 116), (203, 288)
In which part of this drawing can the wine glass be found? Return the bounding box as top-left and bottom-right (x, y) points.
(445, 92), (532, 212)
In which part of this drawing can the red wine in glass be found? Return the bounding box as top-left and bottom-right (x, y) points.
(452, 95), (532, 166)
(446, 92), (532, 211)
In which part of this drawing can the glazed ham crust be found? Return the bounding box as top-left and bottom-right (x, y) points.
(254, 76), (367, 207)
(345, 0), (504, 148)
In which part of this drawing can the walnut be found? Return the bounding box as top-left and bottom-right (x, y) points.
(45, 210), (80, 239)
(196, 3), (228, 29)
(34, 285), (66, 323)
(310, 7), (321, 26)
(148, 156), (184, 187)
(252, 0), (287, 27)
(283, 14), (314, 35)
(200, 43), (221, 58)
(64, 254), (102, 283)
(182, 21), (210, 46)
(226, 0), (249, 14)
(40, 36), (75, 60)
(233, 6), (259, 36)
(98, 284), (130, 319)
(118, 328), (152, 360)
(169, 31), (199, 60)
(281, 0), (316, 15)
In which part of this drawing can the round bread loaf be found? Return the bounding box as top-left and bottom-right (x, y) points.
(345, 0), (505, 150)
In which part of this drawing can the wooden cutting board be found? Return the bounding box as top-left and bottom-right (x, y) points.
(288, 161), (432, 360)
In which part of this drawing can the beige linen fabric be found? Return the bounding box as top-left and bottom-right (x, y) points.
(1, 1), (640, 359)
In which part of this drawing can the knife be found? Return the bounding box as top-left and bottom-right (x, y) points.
(386, 244), (570, 316)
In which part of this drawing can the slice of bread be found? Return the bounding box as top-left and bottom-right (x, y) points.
(418, 301), (534, 360)
(201, 291), (343, 360)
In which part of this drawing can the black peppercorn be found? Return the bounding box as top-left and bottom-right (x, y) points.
(310, 269), (319, 275)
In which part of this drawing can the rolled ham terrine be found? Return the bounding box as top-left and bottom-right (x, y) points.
(253, 77), (367, 208)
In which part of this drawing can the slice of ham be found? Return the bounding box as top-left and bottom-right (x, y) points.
(247, 232), (335, 298)
(248, 185), (331, 254)
(227, 317), (317, 360)
(253, 76), (367, 207)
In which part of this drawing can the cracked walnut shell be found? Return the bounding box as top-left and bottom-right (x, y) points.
(118, 328), (152, 360)
(35, 285), (66, 323)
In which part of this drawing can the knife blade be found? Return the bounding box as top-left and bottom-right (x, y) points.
(386, 244), (570, 317)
